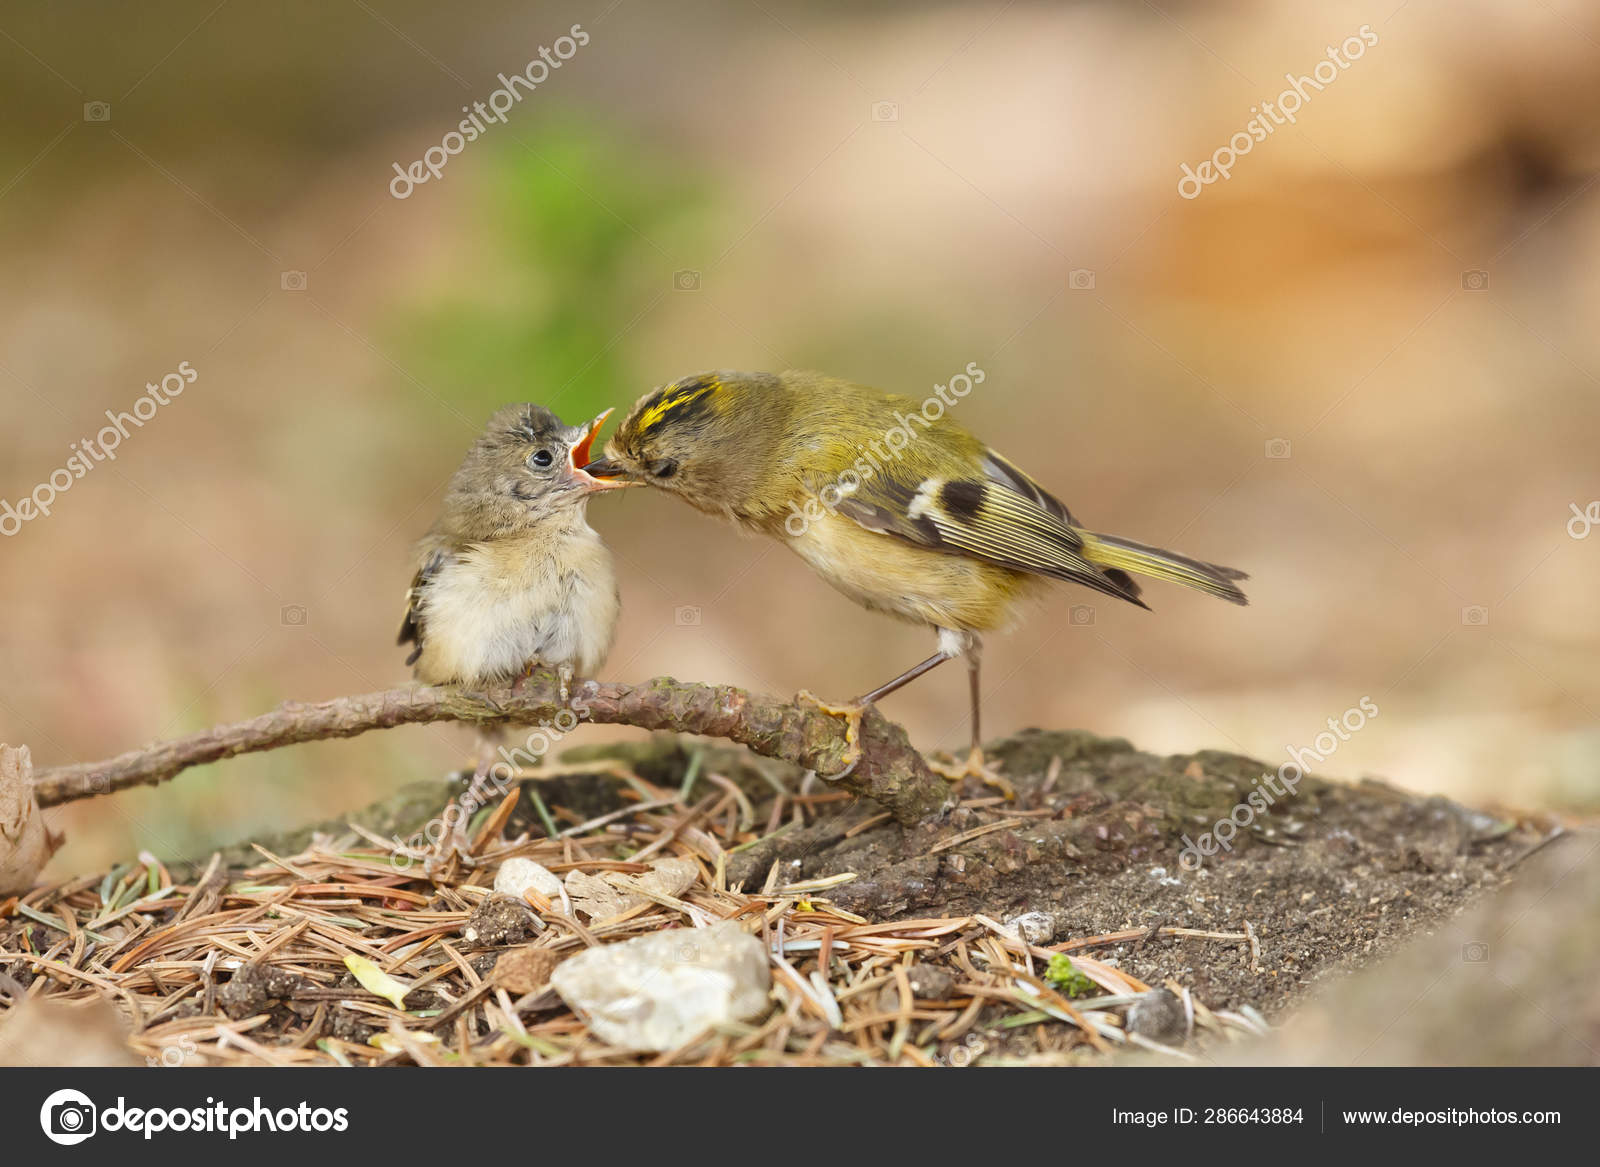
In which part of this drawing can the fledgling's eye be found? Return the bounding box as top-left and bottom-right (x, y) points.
(653, 458), (678, 479)
(528, 449), (554, 469)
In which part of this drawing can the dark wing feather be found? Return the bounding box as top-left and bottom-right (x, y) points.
(397, 546), (450, 667)
(831, 452), (1148, 608)
(980, 450), (1080, 528)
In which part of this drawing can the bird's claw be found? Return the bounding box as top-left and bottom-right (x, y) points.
(796, 689), (865, 781)
(929, 747), (1015, 801)
(511, 663), (571, 703)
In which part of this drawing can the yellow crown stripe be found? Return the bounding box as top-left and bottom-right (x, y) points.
(637, 381), (717, 432)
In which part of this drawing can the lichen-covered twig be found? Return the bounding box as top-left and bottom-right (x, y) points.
(29, 673), (951, 825)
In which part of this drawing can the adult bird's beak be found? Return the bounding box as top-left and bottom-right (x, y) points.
(568, 410), (631, 491)
(579, 456), (627, 481)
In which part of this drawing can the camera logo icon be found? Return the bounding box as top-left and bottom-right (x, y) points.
(1069, 604), (1095, 626)
(1461, 605), (1489, 627)
(281, 604), (309, 627)
(1068, 268), (1096, 290)
(674, 605), (702, 627)
(1461, 941), (1490, 963)
(672, 269), (701, 291)
(40, 1089), (97, 1145)
(871, 101), (899, 122)
(944, 1033), (986, 1066)
(280, 270), (308, 292)
(1461, 269), (1489, 291)
(83, 101), (111, 123)
(147, 1033), (198, 1068)
(1265, 438), (1292, 459)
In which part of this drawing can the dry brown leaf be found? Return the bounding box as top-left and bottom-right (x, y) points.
(565, 857), (697, 920)
(0, 996), (140, 1067)
(0, 745), (62, 896)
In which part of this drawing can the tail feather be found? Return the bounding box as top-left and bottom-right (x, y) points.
(1080, 532), (1249, 606)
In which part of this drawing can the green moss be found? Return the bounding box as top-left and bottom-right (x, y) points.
(1044, 953), (1098, 998)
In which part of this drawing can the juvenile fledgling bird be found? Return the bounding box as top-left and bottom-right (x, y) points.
(400, 404), (624, 700)
(582, 370), (1248, 793)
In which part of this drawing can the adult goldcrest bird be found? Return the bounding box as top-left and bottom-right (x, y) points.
(582, 370), (1248, 794)
(400, 404), (625, 697)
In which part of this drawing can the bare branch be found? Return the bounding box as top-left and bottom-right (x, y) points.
(29, 674), (952, 825)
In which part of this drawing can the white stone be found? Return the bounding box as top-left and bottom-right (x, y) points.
(1006, 911), (1056, 945)
(494, 857), (562, 901)
(550, 921), (771, 1051)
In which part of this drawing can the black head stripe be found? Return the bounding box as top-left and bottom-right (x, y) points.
(672, 373), (718, 396)
(633, 377), (718, 438)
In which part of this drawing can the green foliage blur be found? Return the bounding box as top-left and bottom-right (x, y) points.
(393, 124), (714, 425)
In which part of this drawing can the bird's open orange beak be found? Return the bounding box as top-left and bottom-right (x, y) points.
(569, 410), (631, 491)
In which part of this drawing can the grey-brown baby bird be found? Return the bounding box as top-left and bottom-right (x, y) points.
(399, 404), (624, 696)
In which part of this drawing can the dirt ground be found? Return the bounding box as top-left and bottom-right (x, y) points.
(568, 729), (1547, 1019)
(337, 726), (1551, 1023)
(1, 727), (1563, 1065)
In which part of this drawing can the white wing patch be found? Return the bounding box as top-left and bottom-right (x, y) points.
(906, 477), (943, 521)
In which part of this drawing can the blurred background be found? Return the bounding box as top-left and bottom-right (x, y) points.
(3, 0), (1597, 876)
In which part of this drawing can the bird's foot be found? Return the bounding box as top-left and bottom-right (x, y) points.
(509, 665), (536, 697)
(795, 689), (866, 780)
(929, 746), (1015, 801)
(510, 663), (571, 703)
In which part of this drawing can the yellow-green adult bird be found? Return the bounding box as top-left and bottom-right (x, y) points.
(583, 370), (1248, 793)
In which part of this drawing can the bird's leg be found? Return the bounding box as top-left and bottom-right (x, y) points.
(797, 646), (957, 780)
(856, 648), (958, 707)
(926, 639), (1015, 799)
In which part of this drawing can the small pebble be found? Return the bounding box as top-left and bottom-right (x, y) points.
(218, 963), (306, 1020)
(1126, 988), (1187, 1042)
(493, 946), (562, 996)
(1006, 911), (1056, 945)
(463, 895), (542, 946)
(494, 857), (562, 901)
(906, 963), (955, 999)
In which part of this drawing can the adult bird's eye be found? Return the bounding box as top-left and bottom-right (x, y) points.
(653, 459), (678, 479)
(529, 449), (554, 468)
